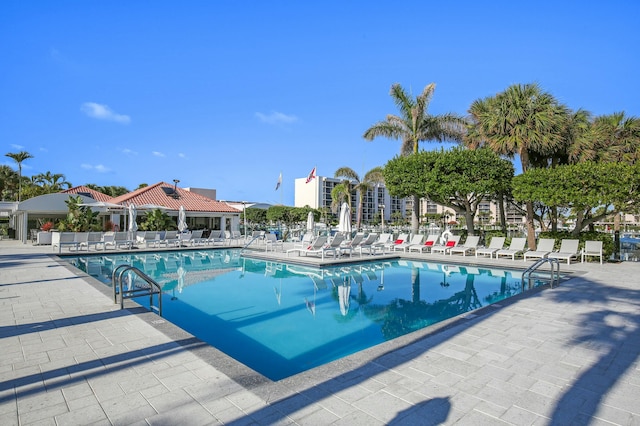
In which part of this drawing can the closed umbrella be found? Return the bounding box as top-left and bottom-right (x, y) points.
(306, 211), (314, 233)
(178, 206), (188, 232)
(338, 277), (351, 316)
(128, 204), (138, 233)
(338, 202), (351, 235)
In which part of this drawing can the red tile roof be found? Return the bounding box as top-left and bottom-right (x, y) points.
(62, 186), (114, 202)
(109, 182), (239, 213)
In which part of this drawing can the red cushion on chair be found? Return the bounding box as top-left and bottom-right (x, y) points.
(395, 239), (404, 244)
(446, 241), (455, 247)
(425, 241), (434, 246)
(307, 246), (312, 250)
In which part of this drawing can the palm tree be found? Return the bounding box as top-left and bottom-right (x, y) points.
(364, 83), (467, 233)
(0, 165), (19, 200)
(5, 151), (33, 201)
(330, 183), (351, 215)
(35, 171), (72, 193)
(569, 112), (640, 165)
(467, 83), (568, 248)
(334, 166), (385, 230)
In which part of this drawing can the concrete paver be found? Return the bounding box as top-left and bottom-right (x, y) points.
(1, 240), (639, 425)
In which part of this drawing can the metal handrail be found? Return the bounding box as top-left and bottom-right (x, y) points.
(240, 234), (263, 252)
(521, 257), (560, 291)
(112, 264), (163, 316)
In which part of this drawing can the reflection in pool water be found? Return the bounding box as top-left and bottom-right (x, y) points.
(68, 250), (532, 380)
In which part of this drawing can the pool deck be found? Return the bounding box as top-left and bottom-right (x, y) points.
(1, 239), (639, 425)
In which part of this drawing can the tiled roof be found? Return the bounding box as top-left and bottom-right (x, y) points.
(62, 186), (113, 202)
(109, 182), (239, 213)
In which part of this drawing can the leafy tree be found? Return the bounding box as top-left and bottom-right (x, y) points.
(426, 147), (514, 235)
(266, 206), (310, 240)
(334, 166), (384, 230)
(243, 208), (268, 231)
(85, 184), (129, 197)
(467, 83), (568, 248)
(35, 172), (72, 193)
(512, 162), (640, 234)
(5, 150), (33, 201)
(57, 195), (100, 231)
(0, 165), (19, 200)
(140, 209), (175, 231)
(364, 83), (467, 234)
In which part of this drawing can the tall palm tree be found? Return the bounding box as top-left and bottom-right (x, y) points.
(467, 83), (567, 248)
(364, 83), (467, 233)
(569, 112), (640, 165)
(334, 166), (385, 230)
(5, 151), (33, 201)
(0, 165), (19, 200)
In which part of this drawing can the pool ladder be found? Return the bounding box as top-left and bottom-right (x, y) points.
(240, 234), (262, 252)
(521, 258), (560, 291)
(112, 264), (163, 316)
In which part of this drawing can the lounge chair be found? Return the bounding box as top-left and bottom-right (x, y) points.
(114, 232), (133, 249)
(355, 233), (380, 256)
(293, 233), (314, 250)
(52, 232), (79, 252)
(159, 230), (180, 247)
(286, 236), (328, 258)
(393, 234), (424, 252)
(408, 234), (440, 253)
(449, 235), (480, 256)
(339, 232), (365, 257)
(265, 233), (284, 252)
(548, 239), (580, 264)
(523, 238), (555, 262)
(431, 235), (461, 255)
(581, 240), (603, 264)
(495, 237), (527, 260)
(475, 236), (506, 259)
(205, 230), (226, 246)
(384, 233), (409, 253)
(320, 233), (345, 259)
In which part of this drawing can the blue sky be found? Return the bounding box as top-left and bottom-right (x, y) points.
(2, 1), (639, 205)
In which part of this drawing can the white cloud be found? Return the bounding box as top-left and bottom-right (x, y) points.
(178, 153), (187, 159)
(255, 111), (298, 125)
(10, 144), (24, 150)
(81, 102), (131, 124)
(121, 148), (137, 155)
(81, 163), (111, 173)
(152, 151), (165, 157)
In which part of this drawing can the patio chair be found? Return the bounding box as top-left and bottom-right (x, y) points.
(159, 230), (180, 247)
(293, 233), (314, 250)
(523, 238), (555, 262)
(393, 234), (424, 252)
(265, 233), (284, 252)
(338, 232), (365, 257)
(475, 236), (506, 259)
(431, 235), (461, 255)
(52, 232), (79, 253)
(205, 230), (226, 246)
(354, 233), (380, 256)
(286, 236), (328, 258)
(384, 233), (409, 253)
(581, 240), (603, 264)
(548, 239), (580, 264)
(408, 234), (440, 254)
(449, 235), (480, 256)
(495, 237), (527, 260)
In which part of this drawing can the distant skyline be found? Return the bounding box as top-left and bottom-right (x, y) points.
(2, 1), (639, 205)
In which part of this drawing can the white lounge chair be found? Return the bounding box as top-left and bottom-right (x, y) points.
(548, 239), (580, 264)
(393, 234), (424, 252)
(475, 236), (506, 259)
(432, 235), (461, 255)
(449, 235), (480, 256)
(338, 232), (365, 257)
(495, 237), (527, 260)
(384, 233), (409, 253)
(286, 236), (328, 258)
(408, 234), (439, 253)
(581, 240), (603, 264)
(355, 233), (380, 256)
(523, 238), (555, 261)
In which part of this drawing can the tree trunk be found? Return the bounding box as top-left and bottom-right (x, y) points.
(498, 191), (507, 232)
(465, 210), (476, 236)
(411, 194), (420, 235)
(525, 201), (537, 250)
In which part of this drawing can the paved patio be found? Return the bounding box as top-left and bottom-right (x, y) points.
(1, 240), (639, 425)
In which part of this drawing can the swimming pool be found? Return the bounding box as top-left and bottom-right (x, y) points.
(67, 249), (531, 380)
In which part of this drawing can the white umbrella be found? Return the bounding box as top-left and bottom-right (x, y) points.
(338, 202), (351, 235)
(338, 278), (351, 316)
(306, 211), (314, 233)
(178, 206), (188, 232)
(128, 204), (138, 233)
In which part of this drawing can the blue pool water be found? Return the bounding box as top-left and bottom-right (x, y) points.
(67, 249), (529, 380)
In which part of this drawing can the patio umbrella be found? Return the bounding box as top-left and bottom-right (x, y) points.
(338, 278), (351, 316)
(306, 211), (314, 233)
(128, 204), (138, 233)
(178, 205), (188, 232)
(338, 202), (351, 235)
